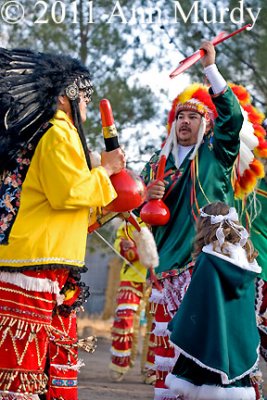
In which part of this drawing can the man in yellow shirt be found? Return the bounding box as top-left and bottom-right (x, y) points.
(0, 48), (125, 400)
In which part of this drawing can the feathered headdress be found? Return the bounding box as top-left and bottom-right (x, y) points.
(161, 83), (217, 167)
(167, 83), (217, 135)
(0, 48), (93, 172)
(165, 82), (266, 199)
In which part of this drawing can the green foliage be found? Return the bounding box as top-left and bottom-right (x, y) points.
(2, 0), (266, 148)
(2, 0), (166, 152)
(86, 76), (155, 137)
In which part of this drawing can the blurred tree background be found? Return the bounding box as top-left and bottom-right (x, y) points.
(162, 0), (267, 109)
(1, 0), (266, 161)
(0, 0), (170, 165)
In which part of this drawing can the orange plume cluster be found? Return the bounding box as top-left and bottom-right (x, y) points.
(234, 159), (265, 198)
(229, 83), (267, 198)
(253, 124), (267, 158)
(229, 83), (251, 107)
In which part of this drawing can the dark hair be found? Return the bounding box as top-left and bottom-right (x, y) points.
(193, 201), (257, 262)
(70, 99), (92, 170)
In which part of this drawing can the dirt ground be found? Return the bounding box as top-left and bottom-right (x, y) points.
(77, 316), (267, 400)
(78, 337), (153, 400)
(77, 317), (154, 400)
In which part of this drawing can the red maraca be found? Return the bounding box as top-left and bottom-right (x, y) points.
(140, 155), (170, 225)
(100, 99), (146, 213)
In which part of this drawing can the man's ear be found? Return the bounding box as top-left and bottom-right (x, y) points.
(58, 95), (66, 105)
(57, 94), (72, 117)
(205, 116), (213, 134)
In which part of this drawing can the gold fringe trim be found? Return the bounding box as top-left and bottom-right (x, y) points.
(109, 363), (129, 374)
(0, 317), (50, 367)
(0, 313), (50, 326)
(150, 302), (159, 315)
(0, 370), (48, 394)
(148, 340), (157, 348)
(0, 316), (49, 340)
(112, 334), (133, 343)
(156, 369), (168, 381)
(111, 326), (134, 335)
(117, 286), (143, 298)
(78, 336), (97, 353)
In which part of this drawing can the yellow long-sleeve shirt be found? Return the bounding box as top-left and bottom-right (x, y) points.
(0, 110), (117, 269)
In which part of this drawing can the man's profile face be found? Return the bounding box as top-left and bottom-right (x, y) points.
(175, 110), (202, 146)
(78, 90), (90, 123)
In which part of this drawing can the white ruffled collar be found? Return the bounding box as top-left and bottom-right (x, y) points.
(202, 242), (261, 274)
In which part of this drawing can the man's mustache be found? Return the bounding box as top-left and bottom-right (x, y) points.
(179, 125), (191, 132)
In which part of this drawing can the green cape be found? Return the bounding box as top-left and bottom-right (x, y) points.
(169, 250), (260, 384)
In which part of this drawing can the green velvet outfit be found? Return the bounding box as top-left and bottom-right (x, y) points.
(168, 249), (260, 388)
(250, 179), (267, 280)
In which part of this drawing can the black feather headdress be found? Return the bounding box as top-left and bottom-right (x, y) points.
(0, 48), (93, 172)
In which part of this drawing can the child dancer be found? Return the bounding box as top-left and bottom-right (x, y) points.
(166, 201), (261, 400)
(109, 220), (155, 384)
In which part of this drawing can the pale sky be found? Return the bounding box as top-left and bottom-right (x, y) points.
(125, 48), (191, 171)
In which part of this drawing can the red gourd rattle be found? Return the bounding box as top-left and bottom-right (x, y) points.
(100, 99), (146, 213)
(140, 155), (170, 225)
